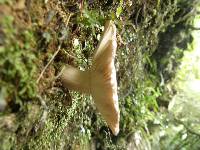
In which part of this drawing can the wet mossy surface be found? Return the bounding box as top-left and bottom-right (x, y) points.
(0, 0), (200, 149)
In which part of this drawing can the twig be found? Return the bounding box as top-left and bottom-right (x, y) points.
(55, 65), (65, 80)
(37, 95), (48, 110)
(34, 95), (48, 133)
(37, 13), (72, 83)
(37, 45), (61, 83)
(63, 49), (80, 61)
(48, 65), (65, 84)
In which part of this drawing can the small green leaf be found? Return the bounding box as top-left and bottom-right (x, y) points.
(116, 6), (122, 18)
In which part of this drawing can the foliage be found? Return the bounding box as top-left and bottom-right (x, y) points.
(0, 0), (11, 4)
(0, 15), (38, 108)
(0, 10), (39, 148)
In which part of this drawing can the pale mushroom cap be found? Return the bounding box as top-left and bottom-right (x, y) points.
(91, 67), (119, 135)
(91, 20), (120, 135)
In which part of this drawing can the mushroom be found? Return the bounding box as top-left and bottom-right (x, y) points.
(61, 20), (119, 135)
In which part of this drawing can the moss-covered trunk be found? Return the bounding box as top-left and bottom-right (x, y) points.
(0, 0), (199, 149)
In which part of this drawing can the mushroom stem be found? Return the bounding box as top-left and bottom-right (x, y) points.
(61, 65), (91, 94)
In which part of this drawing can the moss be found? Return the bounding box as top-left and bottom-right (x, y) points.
(0, 4), (39, 149)
(0, 15), (38, 109)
